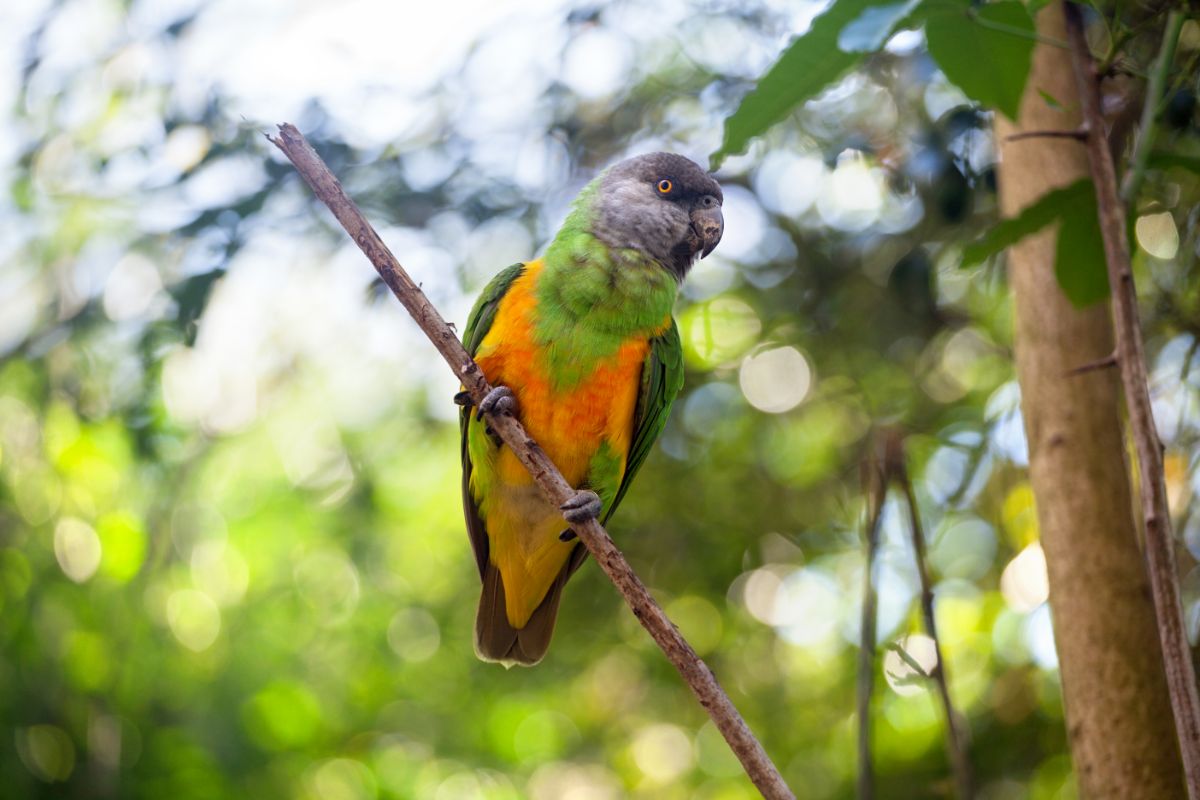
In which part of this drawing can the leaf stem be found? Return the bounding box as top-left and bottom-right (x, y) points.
(1121, 10), (1185, 205)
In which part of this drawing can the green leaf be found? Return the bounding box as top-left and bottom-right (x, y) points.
(712, 0), (882, 167)
(839, 0), (924, 52)
(961, 179), (1090, 267)
(1055, 187), (1109, 307)
(923, 0), (1036, 119)
(960, 177), (1108, 306)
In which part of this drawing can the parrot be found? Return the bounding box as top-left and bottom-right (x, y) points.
(456, 152), (724, 666)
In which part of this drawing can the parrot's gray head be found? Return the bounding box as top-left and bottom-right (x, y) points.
(590, 152), (724, 281)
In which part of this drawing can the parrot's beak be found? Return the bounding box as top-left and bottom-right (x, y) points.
(691, 205), (724, 259)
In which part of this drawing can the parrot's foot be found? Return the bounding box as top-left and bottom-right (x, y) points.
(453, 386), (519, 421)
(559, 529), (576, 542)
(560, 490), (602, 524)
(476, 386), (518, 422)
(455, 387), (518, 446)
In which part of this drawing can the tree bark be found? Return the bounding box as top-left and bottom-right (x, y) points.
(995, 4), (1185, 798)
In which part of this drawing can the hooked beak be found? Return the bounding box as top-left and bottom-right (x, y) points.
(691, 205), (724, 259)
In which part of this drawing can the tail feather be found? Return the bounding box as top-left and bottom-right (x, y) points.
(475, 561), (571, 667)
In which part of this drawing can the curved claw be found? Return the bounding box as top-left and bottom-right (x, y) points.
(476, 385), (518, 422)
(560, 490), (602, 524)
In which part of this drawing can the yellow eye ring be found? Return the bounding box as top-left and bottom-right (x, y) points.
(657, 179), (673, 194)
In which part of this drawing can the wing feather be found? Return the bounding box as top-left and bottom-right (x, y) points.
(606, 320), (685, 522)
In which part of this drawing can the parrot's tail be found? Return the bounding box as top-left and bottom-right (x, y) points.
(474, 561), (570, 667)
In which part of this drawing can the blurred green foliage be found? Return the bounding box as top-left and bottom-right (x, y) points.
(2, 0), (1200, 798)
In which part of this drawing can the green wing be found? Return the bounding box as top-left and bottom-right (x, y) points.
(463, 262), (525, 356)
(603, 320), (685, 523)
(460, 263), (525, 578)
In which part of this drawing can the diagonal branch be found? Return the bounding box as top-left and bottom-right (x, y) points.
(1064, 6), (1200, 796)
(896, 462), (973, 800)
(266, 123), (795, 800)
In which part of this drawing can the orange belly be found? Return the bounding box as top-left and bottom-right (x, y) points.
(469, 260), (649, 625)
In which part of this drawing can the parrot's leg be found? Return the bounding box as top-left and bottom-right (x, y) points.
(475, 386), (518, 421)
(560, 489), (603, 524)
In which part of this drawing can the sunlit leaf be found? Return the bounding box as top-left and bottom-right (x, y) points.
(923, 0), (1035, 119)
(96, 512), (147, 582)
(242, 681), (324, 751)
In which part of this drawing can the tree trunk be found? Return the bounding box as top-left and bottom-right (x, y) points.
(995, 4), (1185, 797)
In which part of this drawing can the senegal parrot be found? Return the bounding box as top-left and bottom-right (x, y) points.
(457, 153), (724, 666)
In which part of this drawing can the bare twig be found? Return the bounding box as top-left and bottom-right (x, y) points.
(857, 442), (889, 800)
(897, 463), (973, 800)
(1063, 351), (1118, 376)
(1121, 10), (1185, 206)
(266, 124), (794, 800)
(1064, 7), (1200, 796)
(1005, 128), (1088, 142)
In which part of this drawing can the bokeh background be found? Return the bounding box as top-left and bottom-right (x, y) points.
(2, 0), (1199, 798)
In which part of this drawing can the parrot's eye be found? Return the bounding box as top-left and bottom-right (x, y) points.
(656, 179), (673, 194)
